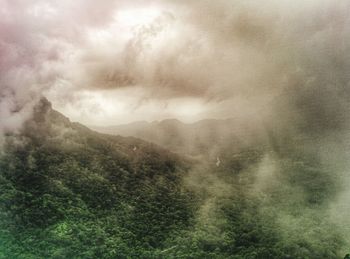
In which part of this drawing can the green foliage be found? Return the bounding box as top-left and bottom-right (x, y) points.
(0, 125), (195, 258)
(0, 107), (347, 258)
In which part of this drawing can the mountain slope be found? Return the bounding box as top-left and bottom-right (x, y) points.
(0, 99), (348, 258)
(0, 98), (195, 258)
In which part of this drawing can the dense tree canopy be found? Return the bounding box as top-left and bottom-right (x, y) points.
(0, 101), (347, 258)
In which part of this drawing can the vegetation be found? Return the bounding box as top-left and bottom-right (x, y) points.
(0, 101), (347, 258)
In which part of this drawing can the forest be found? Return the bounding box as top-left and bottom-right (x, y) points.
(0, 99), (348, 258)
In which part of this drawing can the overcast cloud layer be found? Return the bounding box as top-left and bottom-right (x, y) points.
(0, 0), (349, 128)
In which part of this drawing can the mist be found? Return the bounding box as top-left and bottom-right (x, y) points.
(1, 0), (350, 257)
(2, 0), (349, 126)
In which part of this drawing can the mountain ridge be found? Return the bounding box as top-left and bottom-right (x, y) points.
(91, 117), (263, 157)
(0, 98), (198, 258)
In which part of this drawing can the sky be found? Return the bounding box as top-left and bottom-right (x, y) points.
(0, 0), (349, 127)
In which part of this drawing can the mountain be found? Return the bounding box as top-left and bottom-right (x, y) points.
(0, 98), (195, 258)
(0, 98), (347, 258)
(92, 118), (265, 158)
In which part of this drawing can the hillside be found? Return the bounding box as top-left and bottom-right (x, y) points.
(0, 99), (348, 258)
(0, 99), (196, 258)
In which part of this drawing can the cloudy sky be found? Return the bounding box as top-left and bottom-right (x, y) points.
(0, 0), (349, 127)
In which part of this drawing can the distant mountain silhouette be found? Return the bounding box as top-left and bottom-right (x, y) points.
(92, 118), (265, 157)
